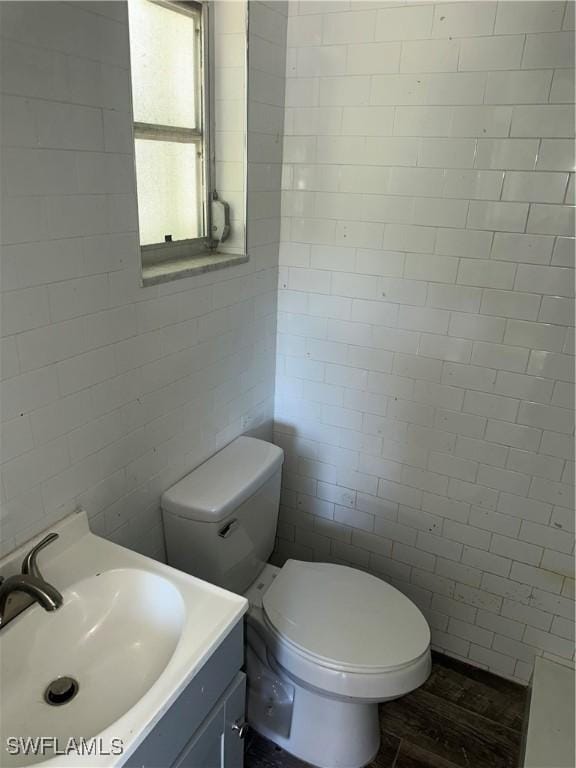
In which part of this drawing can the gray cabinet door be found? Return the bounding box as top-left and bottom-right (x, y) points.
(223, 674), (247, 768)
(173, 673), (246, 768)
(173, 704), (224, 768)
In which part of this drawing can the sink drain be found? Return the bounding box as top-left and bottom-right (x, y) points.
(44, 677), (79, 706)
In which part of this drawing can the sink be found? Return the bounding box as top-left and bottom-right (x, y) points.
(0, 511), (248, 767)
(1, 569), (185, 765)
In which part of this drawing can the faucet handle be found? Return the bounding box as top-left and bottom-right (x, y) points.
(21, 533), (59, 580)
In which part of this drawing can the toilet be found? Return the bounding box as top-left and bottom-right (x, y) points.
(162, 436), (431, 768)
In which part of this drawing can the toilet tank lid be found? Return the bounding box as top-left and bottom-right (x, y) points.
(161, 437), (284, 522)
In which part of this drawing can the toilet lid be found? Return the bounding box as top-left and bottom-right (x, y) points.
(262, 560), (430, 673)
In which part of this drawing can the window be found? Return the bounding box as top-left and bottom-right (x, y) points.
(128, 0), (213, 262)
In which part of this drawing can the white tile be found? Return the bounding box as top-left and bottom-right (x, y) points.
(463, 390), (519, 422)
(518, 401), (573, 434)
(527, 350), (574, 382)
(413, 381), (464, 410)
(397, 306), (449, 335)
(1, 286), (50, 335)
(540, 431), (574, 460)
(491, 534), (542, 566)
(420, 334), (472, 364)
(448, 313), (504, 343)
(435, 408), (486, 439)
(287, 13), (322, 46)
(346, 42), (400, 75)
(455, 435), (508, 467)
(375, 5), (433, 42)
(519, 520), (573, 554)
(515, 264), (575, 296)
(400, 39), (459, 73)
(0, 336), (20, 381)
(323, 10), (376, 44)
(394, 106), (452, 137)
(504, 320), (567, 352)
(511, 105), (575, 138)
(538, 296), (574, 326)
(459, 35), (524, 71)
(503, 172), (569, 204)
(17, 319), (88, 373)
(536, 140), (576, 172)
(428, 285), (482, 313)
(343, 106), (396, 139)
(475, 138), (539, 171)
(549, 68), (575, 104)
(485, 420), (541, 451)
(469, 507), (520, 538)
(491, 233), (554, 265)
(480, 289), (541, 321)
(319, 76), (370, 106)
(494, 371), (553, 404)
(356, 249), (404, 277)
(432, 2), (497, 39)
(429, 453), (478, 484)
(419, 138), (476, 169)
(471, 340), (530, 372)
(296, 45), (347, 77)
(443, 170), (503, 201)
(457, 259), (516, 289)
(451, 106), (512, 138)
(467, 201), (528, 233)
(510, 562), (563, 593)
(495, 2), (565, 34)
(0, 415), (34, 463)
(405, 254), (458, 283)
(48, 275), (110, 323)
(2, 437), (70, 500)
(485, 70), (552, 104)
(526, 204), (575, 237)
(435, 228), (493, 259)
(462, 545), (511, 576)
(521, 31), (575, 69)
(378, 278), (426, 308)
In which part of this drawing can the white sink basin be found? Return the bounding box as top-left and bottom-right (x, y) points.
(0, 511), (247, 767)
(2, 569), (185, 763)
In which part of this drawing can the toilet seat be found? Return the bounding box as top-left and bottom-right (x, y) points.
(261, 559), (430, 699)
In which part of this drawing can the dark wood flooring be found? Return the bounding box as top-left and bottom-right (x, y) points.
(245, 652), (527, 768)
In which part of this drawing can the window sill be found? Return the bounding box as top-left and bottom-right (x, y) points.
(141, 251), (249, 287)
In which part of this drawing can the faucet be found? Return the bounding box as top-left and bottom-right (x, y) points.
(0, 533), (63, 629)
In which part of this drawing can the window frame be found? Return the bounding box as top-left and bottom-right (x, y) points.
(131, 0), (215, 266)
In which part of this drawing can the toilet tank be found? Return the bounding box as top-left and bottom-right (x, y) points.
(161, 437), (284, 594)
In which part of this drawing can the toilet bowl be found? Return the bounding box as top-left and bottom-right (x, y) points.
(162, 436), (431, 768)
(244, 561), (430, 768)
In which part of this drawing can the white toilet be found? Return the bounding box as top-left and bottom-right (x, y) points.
(162, 436), (431, 768)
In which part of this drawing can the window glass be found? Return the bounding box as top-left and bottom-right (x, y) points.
(134, 139), (200, 245)
(128, 0), (199, 129)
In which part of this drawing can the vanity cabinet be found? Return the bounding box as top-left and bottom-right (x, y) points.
(124, 621), (246, 768)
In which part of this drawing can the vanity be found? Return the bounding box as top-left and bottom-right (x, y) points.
(0, 511), (248, 768)
(124, 626), (246, 768)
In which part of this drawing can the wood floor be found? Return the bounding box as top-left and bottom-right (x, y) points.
(244, 652), (528, 768)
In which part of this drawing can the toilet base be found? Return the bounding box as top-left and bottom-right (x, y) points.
(246, 636), (380, 768)
(248, 677), (380, 768)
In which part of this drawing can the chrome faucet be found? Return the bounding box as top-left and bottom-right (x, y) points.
(0, 533), (63, 629)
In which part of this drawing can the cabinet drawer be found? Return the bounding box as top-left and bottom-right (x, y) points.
(124, 621), (243, 768)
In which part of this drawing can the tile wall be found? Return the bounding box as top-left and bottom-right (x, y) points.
(274, 0), (575, 682)
(0, 1), (287, 558)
